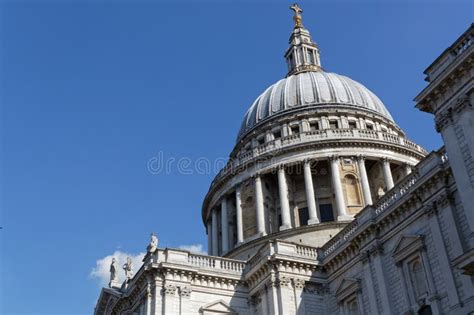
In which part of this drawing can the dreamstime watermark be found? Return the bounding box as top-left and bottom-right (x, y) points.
(147, 150), (318, 176)
(147, 151), (228, 175)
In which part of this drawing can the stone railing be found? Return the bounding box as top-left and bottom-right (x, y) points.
(427, 28), (472, 81)
(295, 243), (318, 260)
(209, 129), (427, 190)
(318, 148), (447, 260)
(157, 249), (245, 275)
(235, 129), (427, 167)
(246, 239), (319, 272)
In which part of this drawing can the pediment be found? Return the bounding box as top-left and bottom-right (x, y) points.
(391, 235), (424, 263)
(335, 278), (361, 302)
(200, 300), (237, 314)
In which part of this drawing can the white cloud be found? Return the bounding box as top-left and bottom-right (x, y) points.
(178, 244), (207, 255)
(90, 251), (145, 287)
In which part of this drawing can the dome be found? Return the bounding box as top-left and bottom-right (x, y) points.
(237, 71), (394, 141)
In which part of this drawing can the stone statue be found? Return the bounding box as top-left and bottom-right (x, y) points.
(123, 257), (133, 281)
(377, 186), (385, 198)
(147, 233), (158, 253)
(109, 258), (119, 288)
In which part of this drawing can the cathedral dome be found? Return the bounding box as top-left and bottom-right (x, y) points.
(237, 71), (394, 141)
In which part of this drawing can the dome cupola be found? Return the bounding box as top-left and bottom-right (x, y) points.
(285, 3), (322, 76)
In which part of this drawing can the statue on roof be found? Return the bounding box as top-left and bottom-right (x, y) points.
(108, 257), (119, 288)
(147, 233), (158, 253)
(123, 257), (134, 281)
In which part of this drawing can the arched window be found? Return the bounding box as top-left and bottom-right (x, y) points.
(411, 259), (428, 298)
(347, 299), (359, 315)
(344, 174), (362, 205)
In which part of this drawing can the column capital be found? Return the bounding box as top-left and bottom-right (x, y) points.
(381, 156), (391, 163)
(303, 158), (312, 166)
(278, 164), (285, 171)
(356, 154), (366, 161)
(329, 155), (340, 162)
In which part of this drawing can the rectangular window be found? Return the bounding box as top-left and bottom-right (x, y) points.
(348, 121), (357, 129)
(273, 129), (282, 139)
(366, 123), (374, 130)
(298, 207), (309, 226)
(257, 137), (265, 145)
(291, 125), (299, 135)
(319, 204), (335, 222)
(309, 122), (319, 131)
(329, 121), (338, 129)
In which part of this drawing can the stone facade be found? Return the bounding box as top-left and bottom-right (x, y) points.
(94, 10), (474, 315)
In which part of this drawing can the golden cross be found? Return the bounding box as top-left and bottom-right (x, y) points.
(290, 3), (303, 28)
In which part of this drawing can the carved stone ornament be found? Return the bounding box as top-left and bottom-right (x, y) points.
(163, 284), (177, 295)
(179, 286), (192, 298)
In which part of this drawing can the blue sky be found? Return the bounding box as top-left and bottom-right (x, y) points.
(0, 0), (471, 314)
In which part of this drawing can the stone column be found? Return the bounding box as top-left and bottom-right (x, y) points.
(357, 155), (373, 205)
(235, 186), (244, 244)
(330, 156), (349, 220)
(178, 286), (192, 314)
(278, 166), (292, 230)
(221, 198), (229, 254)
(426, 206), (460, 308)
(361, 255), (379, 314)
(162, 283), (178, 314)
(267, 280), (280, 315)
(371, 244), (393, 314)
(381, 158), (394, 190)
(206, 220), (212, 255)
(211, 208), (218, 256)
(293, 279), (306, 314)
(254, 175), (266, 236)
(277, 277), (293, 314)
(304, 160), (319, 225)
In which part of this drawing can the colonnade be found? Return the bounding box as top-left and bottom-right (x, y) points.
(207, 156), (410, 255)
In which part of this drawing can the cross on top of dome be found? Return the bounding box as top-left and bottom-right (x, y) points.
(290, 3), (304, 28)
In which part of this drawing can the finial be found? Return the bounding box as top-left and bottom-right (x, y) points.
(290, 3), (303, 29)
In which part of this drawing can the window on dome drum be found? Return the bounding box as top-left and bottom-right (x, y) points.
(291, 125), (300, 135)
(257, 137), (265, 145)
(319, 204), (334, 222)
(348, 121), (357, 129)
(309, 122), (319, 131)
(366, 123), (374, 130)
(273, 129), (281, 139)
(329, 120), (338, 129)
(298, 207), (309, 226)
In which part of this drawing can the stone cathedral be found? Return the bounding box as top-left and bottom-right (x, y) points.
(95, 6), (474, 315)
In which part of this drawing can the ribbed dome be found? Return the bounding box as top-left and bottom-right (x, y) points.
(237, 71), (394, 141)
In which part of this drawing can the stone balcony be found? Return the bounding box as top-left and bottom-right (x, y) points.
(210, 129), (427, 190)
